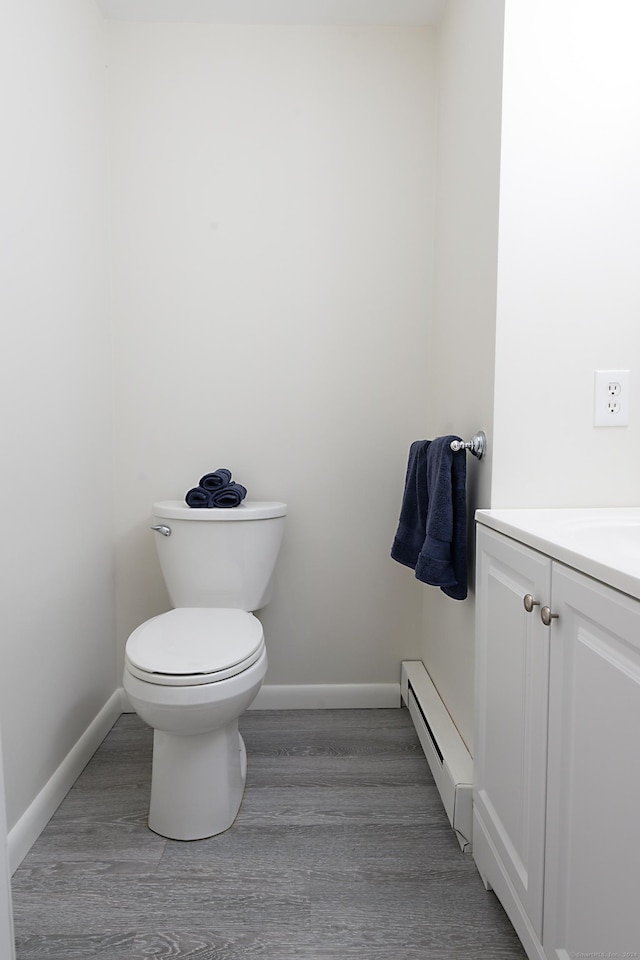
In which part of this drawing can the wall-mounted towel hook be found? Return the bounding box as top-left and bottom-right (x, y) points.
(450, 431), (486, 460)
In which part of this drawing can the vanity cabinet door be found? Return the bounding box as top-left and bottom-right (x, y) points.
(543, 564), (640, 960)
(474, 526), (551, 944)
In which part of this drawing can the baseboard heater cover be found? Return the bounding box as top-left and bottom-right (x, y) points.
(401, 661), (473, 852)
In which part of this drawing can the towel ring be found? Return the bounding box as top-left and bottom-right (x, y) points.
(450, 431), (486, 460)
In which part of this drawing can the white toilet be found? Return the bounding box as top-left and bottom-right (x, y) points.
(123, 499), (287, 841)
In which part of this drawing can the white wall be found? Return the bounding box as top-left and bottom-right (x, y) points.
(0, 1), (116, 831)
(492, 0), (640, 507)
(109, 23), (436, 689)
(418, 0), (505, 752)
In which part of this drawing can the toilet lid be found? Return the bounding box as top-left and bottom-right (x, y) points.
(125, 608), (264, 686)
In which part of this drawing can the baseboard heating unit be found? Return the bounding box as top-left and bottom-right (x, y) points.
(401, 661), (473, 852)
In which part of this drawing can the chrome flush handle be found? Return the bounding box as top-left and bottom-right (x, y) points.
(151, 524), (171, 537)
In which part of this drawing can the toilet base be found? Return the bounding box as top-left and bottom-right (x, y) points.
(148, 722), (247, 840)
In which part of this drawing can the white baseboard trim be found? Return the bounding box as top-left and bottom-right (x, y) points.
(120, 687), (135, 713)
(250, 683), (401, 709)
(7, 690), (124, 875)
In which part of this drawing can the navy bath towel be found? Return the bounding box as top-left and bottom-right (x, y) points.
(391, 436), (467, 600)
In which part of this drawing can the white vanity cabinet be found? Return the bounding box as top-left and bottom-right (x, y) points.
(474, 521), (640, 960)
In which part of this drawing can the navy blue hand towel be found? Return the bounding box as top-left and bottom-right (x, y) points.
(391, 436), (467, 600)
(390, 439), (431, 568)
(185, 486), (212, 508)
(415, 436), (467, 600)
(209, 482), (247, 508)
(199, 469), (233, 491)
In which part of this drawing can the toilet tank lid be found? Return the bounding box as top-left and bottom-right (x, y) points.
(153, 500), (288, 521)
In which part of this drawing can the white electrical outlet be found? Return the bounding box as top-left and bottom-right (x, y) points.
(594, 369), (630, 426)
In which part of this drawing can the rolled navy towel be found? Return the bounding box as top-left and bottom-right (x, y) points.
(209, 482), (247, 508)
(185, 486), (211, 508)
(199, 468), (233, 491)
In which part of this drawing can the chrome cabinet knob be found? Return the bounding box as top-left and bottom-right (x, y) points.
(540, 605), (558, 627)
(151, 524), (171, 537)
(523, 594), (540, 613)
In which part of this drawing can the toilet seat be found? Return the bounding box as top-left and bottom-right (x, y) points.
(125, 608), (264, 686)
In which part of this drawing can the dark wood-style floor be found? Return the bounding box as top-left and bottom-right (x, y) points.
(10, 709), (526, 960)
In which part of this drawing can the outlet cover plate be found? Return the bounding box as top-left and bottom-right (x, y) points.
(594, 369), (630, 426)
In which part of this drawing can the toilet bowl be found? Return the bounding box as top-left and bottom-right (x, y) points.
(123, 500), (287, 841)
(124, 608), (267, 840)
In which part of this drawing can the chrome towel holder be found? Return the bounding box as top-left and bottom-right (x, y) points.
(450, 431), (486, 460)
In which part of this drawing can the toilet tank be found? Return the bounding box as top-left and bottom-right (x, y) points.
(151, 500), (287, 611)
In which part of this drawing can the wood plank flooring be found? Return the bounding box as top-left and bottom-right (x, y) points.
(10, 709), (527, 960)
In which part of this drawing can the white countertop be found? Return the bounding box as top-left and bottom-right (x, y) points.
(475, 508), (640, 601)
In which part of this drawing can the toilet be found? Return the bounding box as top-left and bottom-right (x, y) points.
(123, 499), (287, 841)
